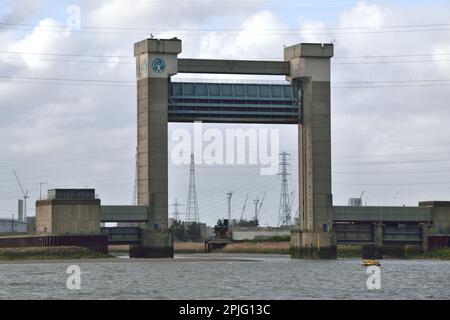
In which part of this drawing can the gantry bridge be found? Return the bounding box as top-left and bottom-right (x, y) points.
(168, 81), (300, 124)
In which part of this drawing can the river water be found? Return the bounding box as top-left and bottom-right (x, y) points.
(0, 253), (449, 299)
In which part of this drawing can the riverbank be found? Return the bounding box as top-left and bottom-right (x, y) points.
(406, 248), (450, 260)
(0, 246), (112, 261)
(172, 241), (291, 254)
(197, 242), (450, 259)
(337, 245), (450, 260)
(110, 242), (450, 259)
(218, 241), (290, 254)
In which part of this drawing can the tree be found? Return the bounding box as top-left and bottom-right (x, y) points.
(170, 219), (186, 241)
(185, 222), (202, 242)
(234, 218), (259, 228)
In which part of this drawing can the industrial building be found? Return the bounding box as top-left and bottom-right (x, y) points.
(232, 227), (291, 241)
(0, 189), (108, 254)
(35, 189), (100, 235)
(0, 218), (27, 233)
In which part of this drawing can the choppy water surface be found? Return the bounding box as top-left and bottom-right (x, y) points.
(0, 254), (449, 299)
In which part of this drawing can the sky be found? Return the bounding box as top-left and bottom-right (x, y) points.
(0, 0), (450, 227)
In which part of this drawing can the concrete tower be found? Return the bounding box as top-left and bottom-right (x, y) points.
(285, 43), (336, 258)
(132, 38), (181, 257)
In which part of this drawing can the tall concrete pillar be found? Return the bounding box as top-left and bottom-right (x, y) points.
(132, 38), (181, 258)
(373, 222), (383, 248)
(286, 43), (336, 259)
(419, 223), (432, 253)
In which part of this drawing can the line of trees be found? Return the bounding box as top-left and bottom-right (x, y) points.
(170, 220), (202, 242)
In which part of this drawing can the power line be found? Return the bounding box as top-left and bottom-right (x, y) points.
(333, 59), (450, 65)
(2, 50), (450, 60)
(334, 52), (450, 59)
(0, 28), (445, 37)
(0, 75), (134, 83)
(2, 21), (450, 32)
(0, 50), (134, 59)
(334, 180), (450, 186)
(337, 79), (450, 84)
(3, 55), (450, 66)
(334, 168), (450, 175)
(0, 56), (135, 64)
(1, 75), (450, 89)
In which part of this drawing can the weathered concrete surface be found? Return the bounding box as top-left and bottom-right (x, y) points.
(286, 43), (335, 259)
(232, 228), (290, 241)
(420, 223), (432, 252)
(36, 199), (100, 235)
(136, 77), (170, 229)
(419, 201), (450, 234)
(135, 38), (182, 232)
(332, 205), (432, 222)
(374, 222), (383, 248)
(290, 230), (337, 259)
(178, 59), (290, 75)
(100, 205), (149, 222)
(129, 229), (173, 258)
(133, 38), (182, 258)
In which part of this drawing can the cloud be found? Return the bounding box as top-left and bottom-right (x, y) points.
(1, 1), (450, 225)
(0, 0), (45, 23)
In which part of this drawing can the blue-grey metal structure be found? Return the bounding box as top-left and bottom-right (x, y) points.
(332, 206), (432, 223)
(101, 227), (141, 245)
(100, 205), (148, 223)
(332, 206), (432, 244)
(168, 81), (300, 124)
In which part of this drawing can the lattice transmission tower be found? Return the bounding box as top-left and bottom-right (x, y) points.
(278, 151), (292, 226)
(171, 198), (184, 221)
(185, 153), (200, 223)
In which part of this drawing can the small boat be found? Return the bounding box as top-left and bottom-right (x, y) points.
(362, 259), (380, 266)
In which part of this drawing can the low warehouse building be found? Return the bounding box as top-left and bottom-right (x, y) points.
(0, 218), (27, 233)
(232, 227), (291, 241)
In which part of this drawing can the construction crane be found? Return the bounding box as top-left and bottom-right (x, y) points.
(256, 192), (266, 222)
(287, 189), (296, 225)
(289, 189), (296, 213)
(12, 169), (29, 221)
(359, 190), (365, 206)
(240, 193), (249, 221)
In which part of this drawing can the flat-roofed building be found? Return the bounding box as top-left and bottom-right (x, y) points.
(36, 189), (100, 235)
(0, 218), (27, 233)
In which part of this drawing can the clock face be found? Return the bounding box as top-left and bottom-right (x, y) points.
(151, 58), (166, 73)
